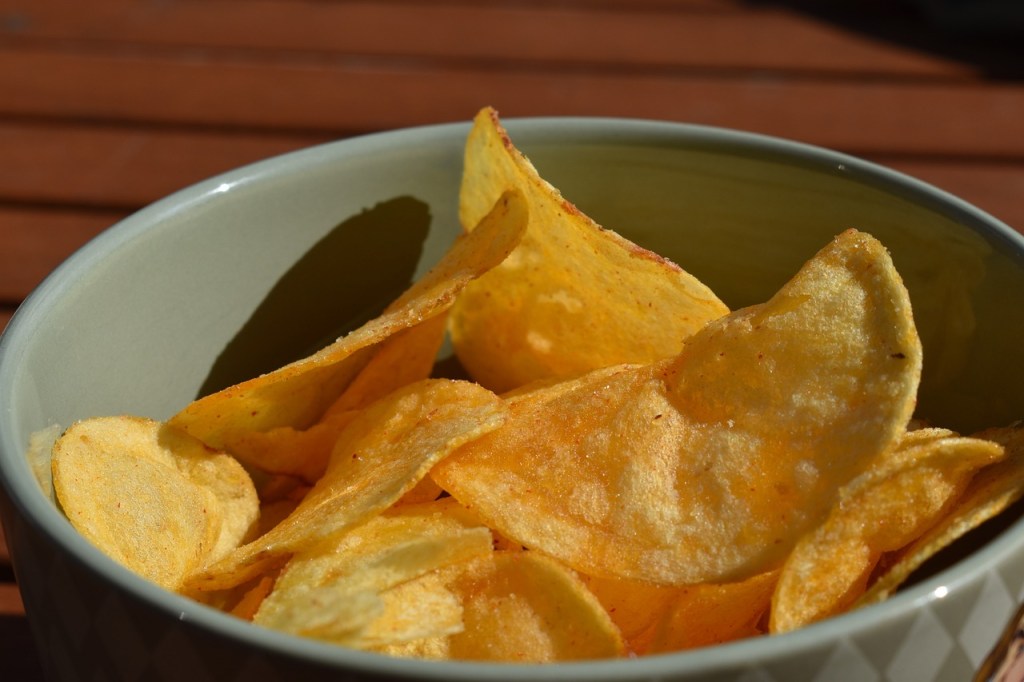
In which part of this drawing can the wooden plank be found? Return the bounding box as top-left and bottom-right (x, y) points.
(2, 121), (1024, 225)
(0, 121), (325, 208)
(0, 0), (974, 78)
(208, 0), (746, 9)
(0, 309), (12, 334)
(0, 521), (8, 568)
(0, 206), (126, 301)
(0, 584), (26, 616)
(1, 47), (1023, 158)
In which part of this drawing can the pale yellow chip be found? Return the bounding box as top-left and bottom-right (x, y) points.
(857, 424), (1024, 606)
(770, 431), (1003, 633)
(51, 416), (259, 591)
(434, 229), (922, 585)
(449, 107), (729, 393)
(362, 570), (465, 648)
(168, 190), (526, 469)
(187, 379), (507, 591)
(253, 498), (494, 646)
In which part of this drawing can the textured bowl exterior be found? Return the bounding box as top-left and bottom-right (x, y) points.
(3, 118), (1024, 681)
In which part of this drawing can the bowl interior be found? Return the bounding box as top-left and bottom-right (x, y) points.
(3, 117), (1024, 677)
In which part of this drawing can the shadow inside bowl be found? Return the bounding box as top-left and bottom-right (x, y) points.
(197, 196), (431, 397)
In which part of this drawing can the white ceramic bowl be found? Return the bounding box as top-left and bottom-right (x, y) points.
(3, 118), (1024, 681)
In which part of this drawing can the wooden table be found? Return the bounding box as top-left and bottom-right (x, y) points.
(2, 1), (1022, 678)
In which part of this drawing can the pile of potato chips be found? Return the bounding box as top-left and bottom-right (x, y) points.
(48, 107), (1024, 662)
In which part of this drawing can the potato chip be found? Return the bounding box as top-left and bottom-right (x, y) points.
(444, 552), (625, 662)
(394, 475), (444, 506)
(325, 312), (449, 416)
(187, 378), (507, 591)
(228, 574), (277, 621)
(857, 424), (1024, 606)
(434, 229), (922, 586)
(581, 569), (778, 655)
(362, 569), (464, 647)
(51, 416), (258, 590)
(449, 107), (729, 393)
(770, 431), (1003, 633)
(254, 498), (493, 645)
(647, 571), (778, 654)
(372, 634), (452, 661)
(580, 570), (772, 654)
(168, 189), (526, 469)
(370, 551), (626, 661)
(223, 314), (448, 483)
(578, 572), (675, 651)
(225, 410), (359, 484)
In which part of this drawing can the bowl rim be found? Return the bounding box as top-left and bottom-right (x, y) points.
(2, 114), (1024, 678)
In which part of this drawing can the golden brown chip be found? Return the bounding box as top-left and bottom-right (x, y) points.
(446, 552), (625, 662)
(225, 410), (358, 484)
(228, 574), (277, 621)
(168, 190), (526, 469)
(770, 431), (1002, 633)
(449, 107), (728, 393)
(394, 475), (445, 506)
(222, 315), (448, 483)
(435, 229), (921, 586)
(582, 569), (777, 655)
(51, 416), (258, 590)
(372, 552), (627, 661)
(579, 572), (675, 652)
(324, 312), (449, 416)
(857, 424), (1024, 606)
(647, 571), (778, 654)
(187, 379), (507, 591)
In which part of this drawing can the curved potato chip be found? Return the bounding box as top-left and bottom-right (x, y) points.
(394, 475), (445, 506)
(224, 314), (453, 484)
(228, 573), (277, 621)
(187, 379), (507, 591)
(646, 571), (778, 654)
(434, 229), (922, 585)
(225, 410), (359, 484)
(579, 570), (776, 655)
(51, 416), (258, 590)
(254, 498), (493, 645)
(579, 572), (675, 652)
(857, 424), (1024, 606)
(770, 431), (1002, 633)
(325, 312), (449, 417)
(362, 570), (465, 647)
(169, 189), (526, 467)
(446, 552), (625, 662)
(450, 107), (728, 393)
(373, 634), (452, 661)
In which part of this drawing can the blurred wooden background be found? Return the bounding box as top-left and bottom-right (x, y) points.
(1, 0), (1022, 678)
